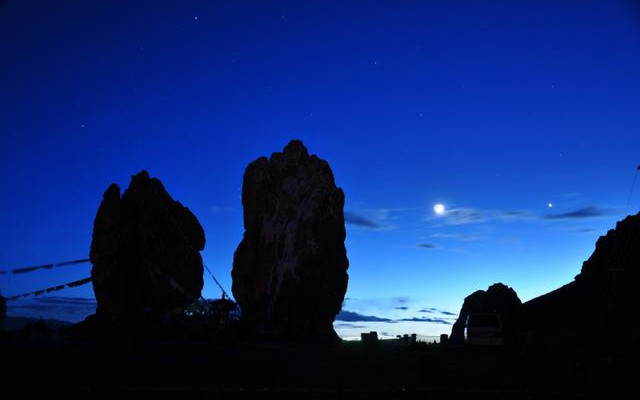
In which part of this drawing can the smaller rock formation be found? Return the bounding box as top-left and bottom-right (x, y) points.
(90, 171), (205, 318)
(232, 140), (349, 338)
(450, 283), (522, 345)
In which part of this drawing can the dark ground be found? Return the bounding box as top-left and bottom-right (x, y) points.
(1, 339), (639, 400)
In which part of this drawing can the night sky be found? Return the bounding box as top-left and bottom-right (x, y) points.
(2, 1), (640, 339)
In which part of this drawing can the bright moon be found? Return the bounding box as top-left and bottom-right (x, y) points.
(434, 204), (446, 215)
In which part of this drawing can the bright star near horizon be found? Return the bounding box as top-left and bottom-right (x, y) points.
(434, 204), (446, 215)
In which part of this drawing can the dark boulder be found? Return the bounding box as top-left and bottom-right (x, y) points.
(0, 295), (6, 327)
(232, 140), (349, 338)
(522, 212), (640, 347)
(90, 171), (205, 318)
(450, 283), (522, 345)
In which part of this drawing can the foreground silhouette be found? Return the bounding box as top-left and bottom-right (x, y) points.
(1, 337), (640, 399)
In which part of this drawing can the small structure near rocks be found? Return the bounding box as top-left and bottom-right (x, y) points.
(361, 331), (379, 345)
(232, 140), (349, 338)
(90, 171), (205, 319)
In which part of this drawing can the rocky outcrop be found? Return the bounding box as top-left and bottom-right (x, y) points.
(450, 283), (522, 345)
(522, 213), (640, 347)
(232, 140), (349, 338)
(90, 171), (205, 317)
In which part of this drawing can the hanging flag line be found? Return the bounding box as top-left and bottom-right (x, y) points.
(142, 255), (197, 304)
(0, 258), (90, 275)
(3, 257), (196, 303)
(4, 277), (93, 301)
(203, 264), (232, 300)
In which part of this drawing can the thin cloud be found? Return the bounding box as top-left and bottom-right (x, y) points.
(344, 212), (382, 229)
(336, 309), (457, 325)
(498, 210), (535, 220)
(399, 317), (452, 325)
(31, 297), (95, 305)
(336, 310), (392, 322)
(7, 296), (96, 323)
(427, 205), (617, 226)
(429, 207), (527, 225)
(543, 206), (617, 220)
(334, 323), (368, 329)
(345, 208), (397, 230)
(393, 297), (411, 305)
(342, 297), (415, 317)
(430, 233), (482, 242)
(418, 307), (456, 316)
(440, 208), (486, 225)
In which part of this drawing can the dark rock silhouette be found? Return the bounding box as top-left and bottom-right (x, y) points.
(450, 282), (522, 345)
(0, 295), (6, 327)
(522, 213), (640, 347)
(232, 140), (349, 338)
(90, 171), (205, 318)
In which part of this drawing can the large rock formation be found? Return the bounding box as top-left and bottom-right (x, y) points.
(232, 140), (349, 338)
(450, 283), (522, 345)
(522, 213), (640, 347)
(90, 171), (205, 317)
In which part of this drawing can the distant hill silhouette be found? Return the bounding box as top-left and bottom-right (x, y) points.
(1, 316), (72, 332)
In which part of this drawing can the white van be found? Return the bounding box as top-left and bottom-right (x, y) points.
(464, 312), (504, 346)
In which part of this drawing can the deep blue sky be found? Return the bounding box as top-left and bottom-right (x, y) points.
(1, 1), (640, 338)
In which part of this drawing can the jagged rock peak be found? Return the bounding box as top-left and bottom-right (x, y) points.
(282, 139), (309, 159)
(578, 212), (640, 279)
